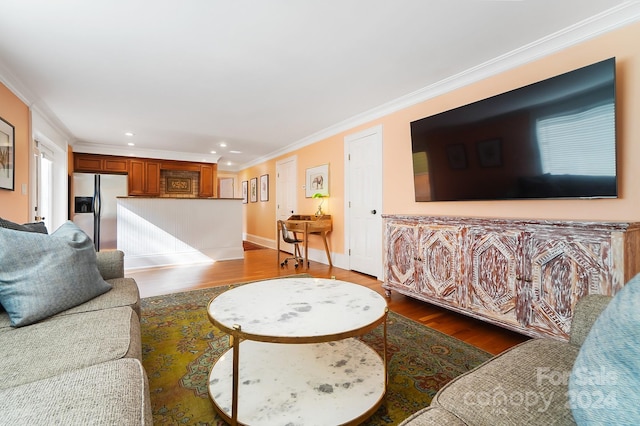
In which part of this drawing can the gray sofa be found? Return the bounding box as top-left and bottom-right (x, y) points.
(0, 250), (152, 425)
(400, 294), (612, 425)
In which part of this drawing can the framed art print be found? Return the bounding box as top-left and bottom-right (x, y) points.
(250, 177), (258, 203)
(0, 117), (15, 191)
(260, 174), (269, 201)
(241, 180), (248, 204)
(305, 164), (329, 197)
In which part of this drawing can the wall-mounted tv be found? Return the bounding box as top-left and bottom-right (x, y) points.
(411, 58), (617, 202)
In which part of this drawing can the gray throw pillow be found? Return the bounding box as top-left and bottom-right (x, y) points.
(0, 221), (112, 327)
(0, 217), (48, 234)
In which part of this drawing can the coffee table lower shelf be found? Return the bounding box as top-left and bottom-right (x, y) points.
(208, 338), (386, 425)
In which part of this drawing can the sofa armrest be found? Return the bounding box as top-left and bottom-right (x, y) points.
(96, 250), (125, 280)
(570, 294), (612, 347)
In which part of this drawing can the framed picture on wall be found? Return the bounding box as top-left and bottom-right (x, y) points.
(241, 180), (248, 203)
(0, 117), (15, 191)
(260, 174), (269, 201)
(250, 177), (258, 203)
(305, 164), (329, 197)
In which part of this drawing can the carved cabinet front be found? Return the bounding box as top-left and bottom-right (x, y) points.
(523, 229), (613, 339)
(386, 221), (463, 309)
(384, 215), (640, 340)
(464, 227), (524, 330)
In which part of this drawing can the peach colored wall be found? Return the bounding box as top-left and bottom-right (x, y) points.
(242, 21), (640, 256)
(240, 162), (277, 242)
(241, 134), (346, 253)
(0, 83), (30, 223)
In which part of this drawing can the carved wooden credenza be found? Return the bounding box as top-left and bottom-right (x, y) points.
(383, 215), (640, 340)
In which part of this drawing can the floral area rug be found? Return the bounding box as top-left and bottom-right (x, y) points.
(140, 282), (491, 425)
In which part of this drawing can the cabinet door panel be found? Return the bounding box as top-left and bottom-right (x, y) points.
(104, 158), (128, 172)
(128, 160), (145, 195)
(417, 225), (461, 305)
(466, 229), (522, 325)
(74, 155), (103, 172)
(385, 223), (418, 292)
(145, 162), (160, 195)
(199, 164), (214, 197)
(527, 233), (611, 339)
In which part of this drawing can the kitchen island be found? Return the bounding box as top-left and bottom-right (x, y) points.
(116, 197), (243, 269)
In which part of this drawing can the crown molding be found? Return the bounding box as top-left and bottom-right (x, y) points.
(239, 1), (640, 171)
(72, 141), (222, 164)
(0, 59), (34, 106)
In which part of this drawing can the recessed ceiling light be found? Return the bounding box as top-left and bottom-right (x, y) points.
(227, 161), (232, 166)
(210, 150), (217, 154)
(229, 150), (242, 154)
(219, 142), (227, 148)
(124, 132), (135, 137)
(127, 142), (135, 146)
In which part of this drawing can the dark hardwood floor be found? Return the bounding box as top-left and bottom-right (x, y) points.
(129, 245), (529, 355)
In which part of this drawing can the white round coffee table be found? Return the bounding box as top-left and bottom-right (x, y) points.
(207, 277), (388, 425)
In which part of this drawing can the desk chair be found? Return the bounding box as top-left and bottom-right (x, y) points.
(278, 220), (305, 268)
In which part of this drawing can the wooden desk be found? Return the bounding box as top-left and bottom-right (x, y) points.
(277, 215), (332, 267)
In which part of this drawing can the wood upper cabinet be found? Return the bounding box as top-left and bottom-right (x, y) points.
(384, 215), (640, 340)
(128, 159), (160, 196)
(74, 153), (216, 197)
(74, 153), (128, 173)
(198, 164), (215, 198)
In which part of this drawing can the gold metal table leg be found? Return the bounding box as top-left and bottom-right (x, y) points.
(231, 324), (241, 426)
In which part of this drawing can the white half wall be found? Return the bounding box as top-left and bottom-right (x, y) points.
(117, 197), (244, 269)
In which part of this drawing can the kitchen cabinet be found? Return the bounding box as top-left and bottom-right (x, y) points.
(198, 164), (215, 198)
(128, 159), (160, 196)
(74, 153), (217, 197)
(383, 215), (640, 340)
(74, 153), (128, 173)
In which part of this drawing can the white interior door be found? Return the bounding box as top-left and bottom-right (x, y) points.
(346, 125), (383, 279)
(276, 156), (297, 251)
(218, 177), (235, 198)
(33, 141), (55, 232)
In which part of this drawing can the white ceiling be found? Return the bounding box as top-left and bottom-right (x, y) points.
(1, 1), (638, 171)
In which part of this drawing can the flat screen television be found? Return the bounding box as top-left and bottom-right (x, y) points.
(410, 57), (617, 202)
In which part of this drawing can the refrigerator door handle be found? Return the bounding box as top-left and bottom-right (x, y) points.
(94, 186), (102, 217)
(93, 175), (101, 251)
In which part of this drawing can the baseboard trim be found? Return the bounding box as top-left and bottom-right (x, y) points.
(124, 247), (244, 270)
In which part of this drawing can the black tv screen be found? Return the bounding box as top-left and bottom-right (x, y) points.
(411, 58), (617, 202)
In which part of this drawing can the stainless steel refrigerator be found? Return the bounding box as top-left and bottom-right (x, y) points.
(72, 173), (128, 251)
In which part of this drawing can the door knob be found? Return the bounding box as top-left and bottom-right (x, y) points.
(371, 209), (377, 215)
